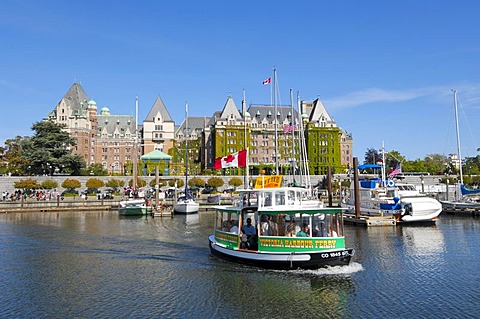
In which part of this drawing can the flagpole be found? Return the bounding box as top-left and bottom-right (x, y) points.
(290, 88), (296, 185)
(273, 67), (279, 175)
(243, 88), (249, 188)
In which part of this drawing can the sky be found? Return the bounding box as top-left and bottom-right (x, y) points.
(1, 0), (480, 161)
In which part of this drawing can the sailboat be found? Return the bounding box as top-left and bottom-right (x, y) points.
(440, 90), (480, 211)
(119, 96), (150, 216)
(173, 102), (200, 214)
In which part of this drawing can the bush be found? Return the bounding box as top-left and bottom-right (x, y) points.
(86, 178), (105, 191)
(14, 178), (40, 190)
(207, 177), (224, 189)
(61, 178), (81, 192)
(41, 179), (58, 190)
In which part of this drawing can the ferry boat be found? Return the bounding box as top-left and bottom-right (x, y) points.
(208, 176), (354, 270)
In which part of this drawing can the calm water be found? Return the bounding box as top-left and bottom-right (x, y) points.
(0, 211), (479, 319)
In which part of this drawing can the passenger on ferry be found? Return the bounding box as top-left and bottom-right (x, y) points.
(230, 220), (239, 234)
(296, 223), (310, 237)
(241, 218), (256, 237)
(260, 215), (269, 235)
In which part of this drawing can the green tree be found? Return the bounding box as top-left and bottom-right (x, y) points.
(424, 154), (448, 175)
(4, 136), (29, 175)
(106, 178), (125, 193)
(207, 177), (224, 189)
(86, 178), (104, 192)
(168, 179), (184, 188)
(128, 178), (147, 188)
(20, 121), (87, 175)
(14, 178), (40, 190)
(81, 163), (108, 176)
(188, 177), (206, 188)
(41, 179), (58, 190)
(61, 178), (81, 192)
(228, 177), (243, 189)
(364, 148), (380, 164)
(463, 156), (480, 175)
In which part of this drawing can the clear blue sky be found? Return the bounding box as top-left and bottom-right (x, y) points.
(1, 1), (479, 161)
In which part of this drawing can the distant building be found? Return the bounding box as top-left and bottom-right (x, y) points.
(46, 83), (352, 176)
(46, 83), (139, 174)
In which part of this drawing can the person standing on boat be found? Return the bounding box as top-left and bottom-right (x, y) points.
(242, 218), (256, 237)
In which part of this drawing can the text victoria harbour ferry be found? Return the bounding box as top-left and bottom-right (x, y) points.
(208, 175), (354, 270)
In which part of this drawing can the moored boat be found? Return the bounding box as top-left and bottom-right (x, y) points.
(118, 199), (150, 216)
(342, 176), (442, 223)
(209, 176), (354, 270)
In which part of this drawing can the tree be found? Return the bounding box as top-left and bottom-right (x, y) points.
(228, 177), (243, 189)
(86, 178), (104, 192)
(81, 163), (108, 176)
(424, 154), (448, 175)
(41, 179), (58, 190)
(61, 178), (81, 192)
(128, 178), (146, 188)
(4, 136), (29, 175)
(364, 148), (380, 164)
(14, 178), (40, 190)
(188, 177), (206, 188)
(168, 178), (184, 188)
(207, 177), (224, 189)
(463, 156), (480, 175)
(106, 178), (125, 193)
(21, 120), (86, 175)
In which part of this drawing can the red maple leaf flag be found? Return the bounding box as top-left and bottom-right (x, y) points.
(213, 149), (247, 170)
(262, 77), (271, 85)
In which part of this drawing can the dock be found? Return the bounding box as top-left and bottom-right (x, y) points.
(343, 214), (397, 226)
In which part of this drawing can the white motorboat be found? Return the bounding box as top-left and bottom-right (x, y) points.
(342, 164), (442, 223)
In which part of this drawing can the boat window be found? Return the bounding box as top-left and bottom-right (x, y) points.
(260, 214), (280, 236)
(264, 192), (273, 206)
(287, 190), (295, 204)
(312, 214), (328, 237)
(215, 212), (239, 233)
(275, 192), (285, 206)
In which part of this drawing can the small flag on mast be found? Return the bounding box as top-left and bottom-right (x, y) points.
(262, 77), (271, 85)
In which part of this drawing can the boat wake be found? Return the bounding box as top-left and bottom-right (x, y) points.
(289, 262), (363, 276)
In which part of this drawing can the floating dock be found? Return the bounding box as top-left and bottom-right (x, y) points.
(343, 214), (396, 226)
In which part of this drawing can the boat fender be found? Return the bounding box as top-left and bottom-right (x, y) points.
(387, 180), (395, 187)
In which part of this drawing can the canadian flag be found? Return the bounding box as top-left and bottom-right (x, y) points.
(262, 77), (271, 85)
(214, 149), (247, 170)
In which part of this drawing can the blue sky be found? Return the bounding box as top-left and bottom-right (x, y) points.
(1, 1), (479, 161)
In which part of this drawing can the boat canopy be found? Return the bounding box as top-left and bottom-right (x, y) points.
(358, 164), (382, 170)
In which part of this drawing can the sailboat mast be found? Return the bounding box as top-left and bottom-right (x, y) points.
(185, 102), (189, 190)
(453, 90), (463, 185)
(133, 96), (138, 191)
(273, 68), (279, 175)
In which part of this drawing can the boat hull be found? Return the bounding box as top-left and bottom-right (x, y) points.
(118, 206), (148, 216)
(173, 201), (200, 214)
(209, 235), (353, 270)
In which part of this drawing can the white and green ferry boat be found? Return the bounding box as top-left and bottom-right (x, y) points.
(209, 176), (354, 270)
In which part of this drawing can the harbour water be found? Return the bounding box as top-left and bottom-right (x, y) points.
(0, 211), (478, 318)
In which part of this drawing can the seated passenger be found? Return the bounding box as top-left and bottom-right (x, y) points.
(230, 220), (239, 234)
(296, 223), (310, 237)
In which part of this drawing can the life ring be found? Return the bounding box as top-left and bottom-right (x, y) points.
(386, 180), (395, 187)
